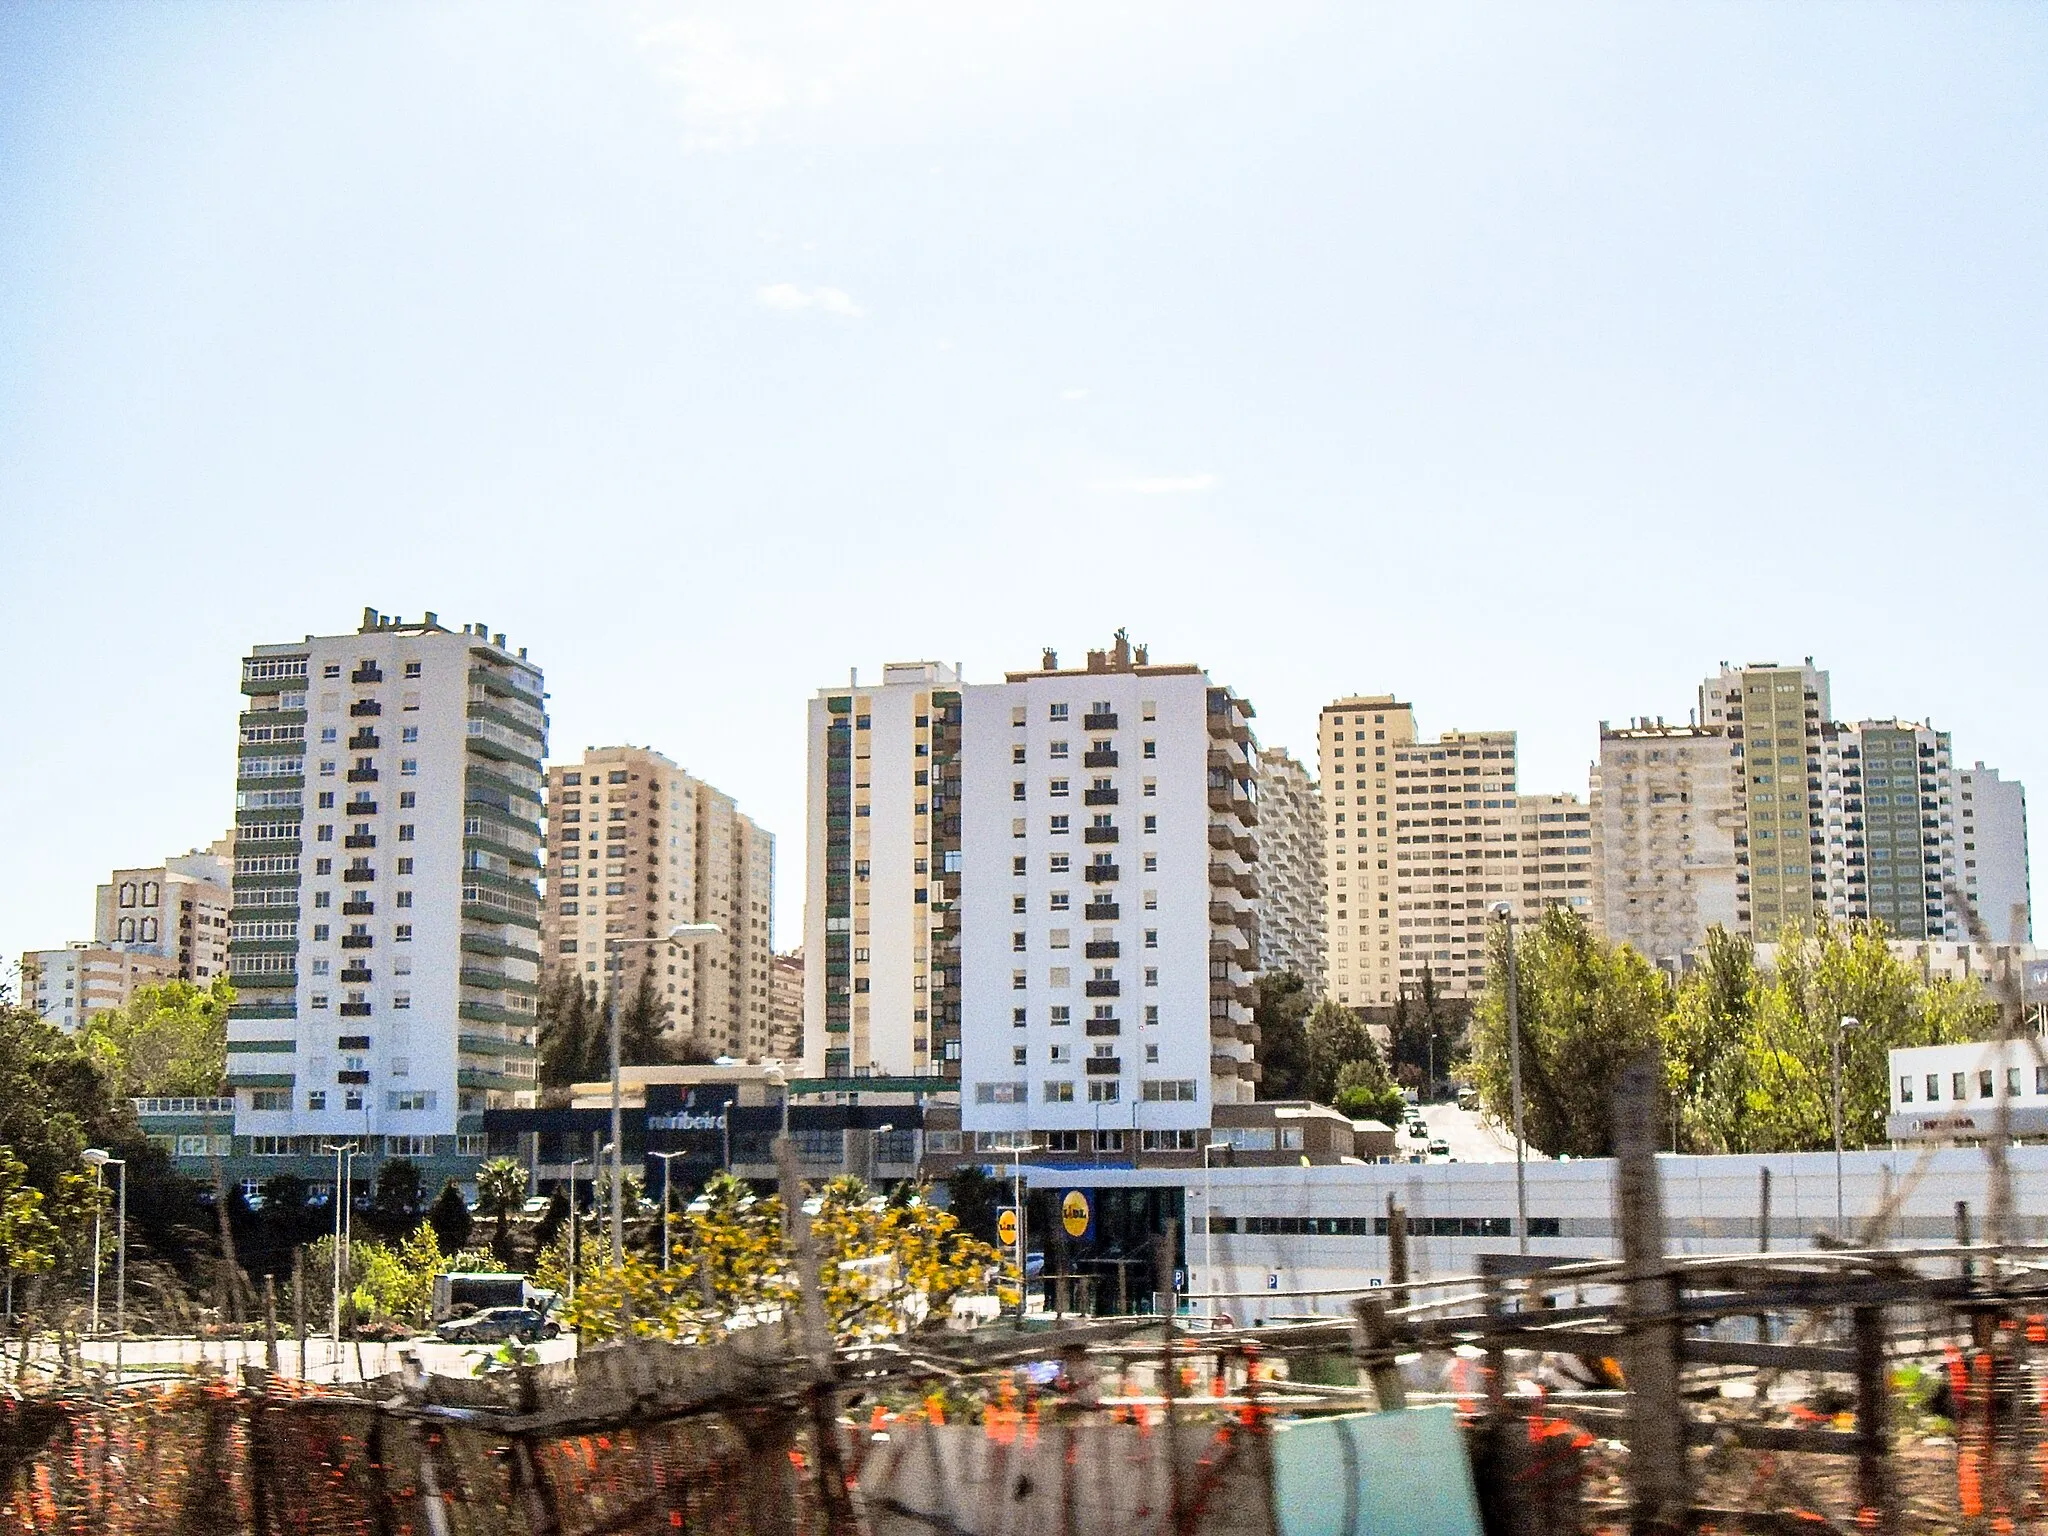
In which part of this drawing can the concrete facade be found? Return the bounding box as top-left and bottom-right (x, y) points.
(1698, 660), (1831, 937)
(1589, 721), (1739, 974)
(1253, 747), (1325, 992)
(1957, 763), (2031, 943)
(95, 850), (233, 982)
(20, 944), (178, 1032)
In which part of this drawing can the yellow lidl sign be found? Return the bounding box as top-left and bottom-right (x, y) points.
(998, 1208), (1019, 1247)
(1061, 1189), (1092, 1239)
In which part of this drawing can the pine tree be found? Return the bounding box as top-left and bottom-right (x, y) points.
(537, 971), (594, 1089)
(617, 967), (673, 1067)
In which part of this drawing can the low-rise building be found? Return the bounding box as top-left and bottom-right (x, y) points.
(20, 944), (178, 1032)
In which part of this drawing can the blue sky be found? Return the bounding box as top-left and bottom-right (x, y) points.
(3, 1), (2043, 964)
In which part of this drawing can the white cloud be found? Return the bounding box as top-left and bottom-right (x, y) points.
(1087, 473), (1217, 495)
(755, 283), (866, 318)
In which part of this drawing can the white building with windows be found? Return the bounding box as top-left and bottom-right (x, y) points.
(226, 609), (544, 1185)
(95, 847), (233, 982)
(1957, 763), (2031, 944)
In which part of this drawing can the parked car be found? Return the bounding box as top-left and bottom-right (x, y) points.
(521, 1196), (553, 1216)
(1407, 1122), (1430, 1139)
(434, 1306), (560, 1344)
(1426, 1139), (1451, 1159)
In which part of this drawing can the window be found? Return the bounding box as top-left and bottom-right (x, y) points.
(1144, 928), (1159, 948)
(306, 1090), (327, 1111)
(1013, 1046), (1027, 1066)
(393, 992), (410, 1010)
(317, 824), (334, 843)
(1043, 1081), (1075, 1103)
(1012, 818), (1027, 838)
(1013, 970), (1027, 990)
(312, 923), (330, 941)
(1013, 781), (1027, 801)
(1049, 778), (1069, 797)
(1050, 740), (1069, 759)
(974, 1082), (1026, 1105)
(1050, 853), (1070, 872)
(1143, 853), (1158, 872)
(387, 1090), (436, 1113)
(396, 858), (413, 874)
(1143, 778), (1157, 798)
(401, 726), (419, 743)
(1145, 1043), (1159, 1063)
(249, 1090), (289, 1112)
(1050, 891), (1070, 911)
(1141, 1079), (1197, 1102)
(1087, 1081), (1119, 1103)
(1049, 703), (1068, 721)
(319, 760), (336, 777)
(1144, 968), (1159, 987)
(1013, 931), (1027, 951)
(1050, 1005), (1070, 1025)
(1898, 1075), (1913, 1103)
(1012, 1007), (1027, 1027)
(400, 759), (417, 776)
(394, 924), (412, 941)
(403, 660), (421, 678)
(397, 823), (415, 841)
(1050, 815), (1069, 834)
(1926, 1074), (1940, 1101)
(2008, 1067), (2022, 1096)
(1143, 815), (1157, 833)
(1143, 740), (1156, 759)
(1144, 1004), (1158, 1025)
(1981, 1070), (1995, 1099)
(311, 992), (329, 1009)
(395, 891), (413, 908)
(345, 1090), (364, 1111)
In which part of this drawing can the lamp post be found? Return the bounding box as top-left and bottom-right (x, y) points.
(649, 1150), (687, 1271)
(605, 923), (723, 1270)
(1492, 903), (1528, 1255)
(567, 1156), (592, 1300)
(1202, 1140), (1231, 1319)
(81, 1151), (125, 1383)
(1009, 1137), (1043, 1323)
(869, 1123), (894, 1188)
(1833, 1016), (1863, 1240)
(322, 1142), (358, 1360)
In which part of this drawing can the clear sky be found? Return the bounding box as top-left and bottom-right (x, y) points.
(3, 2), (2043, 968)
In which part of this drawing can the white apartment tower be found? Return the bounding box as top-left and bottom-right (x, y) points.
(1958, 764), (2030, 944)
(542, 746), (776, 1059)
(803, 636), (1260, 1144)
(227, 610), (545, 1171)
(1254, 748), (1326, 991)
(1589, 721), (1739, 973)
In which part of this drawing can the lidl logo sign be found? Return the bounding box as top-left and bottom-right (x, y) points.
(997, 1208), (1019, 1247)
(1061, 1189), (1092, 1240)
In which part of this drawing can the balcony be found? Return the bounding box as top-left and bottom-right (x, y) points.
(349, 699), (381, 717)
(350, 665), (384, 684)
(1084, 940), (1121, 959)
(1209, 1015), (1238, 1040)
(1084, 1057), (1121, 1076)
(1208, 862), (1236, 887)
(341, 899), (374, 916)
(343, 834), (377, 849)
(1085, 1018), (1121, 1037)
(338, 1002), (372, 1018)
(340, 934), (374, 949)
(1085, 979), (1121, 997)
(339, 966), (372, 983)
(1083, 711), (1117, 731)
(1084, 864), (1119, 884)
(338, 1070), (371, 1085)
(346, 767), (379, 784)
(342, 867), (375, 883)
(344, 799), (377, 816)
(1083, 749), (1119, 768)
(1083, 788), (1118, 807)
(348, 730), (380, 750)
(1084, 901), (1120, 920)
(1083, 826), (1120, 844)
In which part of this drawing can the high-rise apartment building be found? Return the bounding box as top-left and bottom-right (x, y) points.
(1698, 661), (1831, 937)
(226, 610), (544, 1177)
(20, 944), (178, 1031)
(1815, 721), (1957, 940)
(540, 745), (776, 1060)
(1254, 747), (1325, 991)
(1957, 764), (2031, 943)
(803, 636), (1260, 1143)
(1589, 721), (1739, 974)
(769, 949), (804, 1059)
(1317, 696), (1414, 1006)
(95, 848), (233, 982)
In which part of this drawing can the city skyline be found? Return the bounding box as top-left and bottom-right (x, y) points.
(5, 5), (2046, 975)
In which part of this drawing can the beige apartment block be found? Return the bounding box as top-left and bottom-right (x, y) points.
(1254, 747), (1325, 991)
(1318, 697), (1417, 1006)
(22, 943), (178, 1032)
(95, 848), (233, 982)
(1590, 721), (1739, 974)
(1699, 661), (1831, 937)
(769, 948), (804, 1060)
(542, 746), (776, 1060)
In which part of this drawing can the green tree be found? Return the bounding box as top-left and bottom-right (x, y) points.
(77, 977), (231, 1099)
(617, 968), (673, 1067)
(0, 1144), (62, 1339)
(428, 1180), (474, 1254)
(370, 1159), (426, 1237)
(474, 1156), (528, 1267)
(537, 972), (597, 1090)
(944, 1165), (1003, 1247)
(1466, 906), (1673, 1158)
(1665, 926), (1761, 1153)
(1332, 1057), (1408, 1127)
(1390, 968), (1460, 1098)
(1252, 972), (1313, 1099)
(1305, 999), (1372, 1105)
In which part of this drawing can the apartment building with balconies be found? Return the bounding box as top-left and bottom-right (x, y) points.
(94, 847), (232, 982)
(1589, 721), (1739, 974)
(1253, 747), (1325, 992)
(224, 608), (545, 1188)
(541, 746), (776, 1060)
(1815, 720), (1957, 940)
(1699, 661), (1831, 937)
(20, 943), (178, 1032)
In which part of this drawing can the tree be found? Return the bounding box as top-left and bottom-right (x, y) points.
(1332, 1057), (1407, 1127)
(1252, 972), (1313, 1099)
(1390, 967), (1461, 1099)
(1305, 1000), (1372, 1105)
(474, 1156), (527, 1267)
(428, 1180), (473, 1254)
(617, 968), (673, 1067)
(77, 978), (231, 1099)
(370, 1159), (426, 1237)
(0, 1145), (62, 1341)
(1466, 906), (1673, 1158)
(537, 972), (597, 1090)
(944, 1165), (1003, 1247)
(1665, 926), (1762, 1154)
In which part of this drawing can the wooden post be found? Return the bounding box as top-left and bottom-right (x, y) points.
(1350, 1296), (1407, 1410)
(1851, 1303), (1895, 1533)
(1614, 1050), (1688, 1534)
(1386, 1195), (1409, 1291)
(1755, 1167), (1772, 1344)
(777, 1136), (865, 1536)
(262, 1274), (280, 1375)
(293, 1249), (307, 1382)
(1956, 1200), (1973, 1284)
(1156, 1218), (1184, 1535)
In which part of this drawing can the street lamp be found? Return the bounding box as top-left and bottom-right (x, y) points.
(1202, 1141), (1231, 1319)
(322, 1142), (359, 1359)
(868, 1123), (895, 1188)
(1833, 1016), (1864, 1240)
(567, 1156), (592, 1299)
(81, 1150), (125, 1384)
(1492, 903), (1529, 1256)
(1008, 1137), (1044, 1323)
(649, 1150), (688, 1271)
(605, 923), (723, 1269)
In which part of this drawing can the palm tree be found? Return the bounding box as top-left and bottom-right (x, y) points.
(475, 1157), (528, 1267)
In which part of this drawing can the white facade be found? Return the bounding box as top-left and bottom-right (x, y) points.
(1887, 1039), (2048, 1141)
(229, 610), (544, 1154)
(96, 849), (232, 982)
(1590, 722), (1738, 973)
(20, 943), (177, 1032)
(1254, 748), (1325, 991)
(1958, 763), (2031, 943)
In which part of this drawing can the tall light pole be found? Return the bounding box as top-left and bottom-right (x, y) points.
(650, 1150), (687, 1271)
(567, 1155), (592, 1300)
(1009, 1137), (1043, 1323)
(606, 923), (723, 1270)
(1833, 1015), (1863, 1240)
(1493, 903), (1528, 1255)
(1202, 1141), (1231, 1319)
(322, 1142), (358, 1358)
(82, 1151), (125, 1383)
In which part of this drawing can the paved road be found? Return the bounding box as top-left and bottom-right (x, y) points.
(1410, 1101), (1545, 1164)
(21, 1334), (579, 1384)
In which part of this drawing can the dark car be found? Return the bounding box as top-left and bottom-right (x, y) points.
(434, 1306), (560, 1344)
